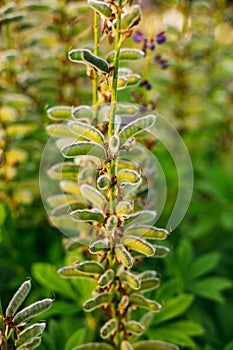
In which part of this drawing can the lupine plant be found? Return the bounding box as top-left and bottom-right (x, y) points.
(44, 1), (180, 349)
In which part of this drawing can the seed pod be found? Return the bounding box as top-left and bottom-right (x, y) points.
(70, 209), (105, 224)
(139, 270), (157, 279)
(124, 211), (157, 226)
(13, 299), (53, 326)
(121, 340), (133, 350)
(153, 245), (170, 257)
(121, 5), (141, 30)
(100, 318), (117, 339)
(68, 121), (104, 144)
(118, 295), (129, 313)
(75, 261), (104, 275)
(61, 141), (107, 160)
(117, 169), (141, 185)
(60, 180), (82, 196)
(116, 201), (133, 217)
(83, 293), (111, 312)
(109, 135), (120, 154)
(106, 49), (145, 63)
(46, 124), (76, 139)
(124, 226), (169, 240)
(16, 323), (46, 347)
(105, 215), (118, 232)
(47, 162), (79, 181)
(126, 74), (141, 87)
(88, 0), (112, 18)
(47, 106), (72, 121)
(98, 269), (114, 287)
(89, 238), (109, 254)
(69, 49), (85, 64)
(129, 294), (162, 312)
(139, 277), (160, 293)
(17, 336), (41, 350)
(47, 194), (81, 208)
(0, 12), (26, 26)
(51, 202), (85, 217)
(122, 236), (155, 257)
(0, 2), (16, 15)
(119, 271), (140, 290)
(83, 50), (109, 73)
(73, 105), (93, 120)
(117, 77), (128, 90)
(58, 266), (93, 278)
(80, 185), (107, 210)
(115, 245), (134, 268)
(132, 340), (180, 350)
(6, 280), (31, 317)
(97, 175), (111, 190)
(72, 343), (114, 350)
(125, 321), (144, 335)
(119, 115), (156, 143)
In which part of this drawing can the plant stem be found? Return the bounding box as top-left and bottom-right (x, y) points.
(93, 11), (100, 122)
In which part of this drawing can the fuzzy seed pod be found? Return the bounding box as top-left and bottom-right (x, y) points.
(89, 238), (109, 254)
(6, 280), (31, 317)
(109, 135), (120, 154)
(125, 320), (144, 335)
(72, 343), (114, 350)
(132, 340), (180, 350)
(68, 121), (104, 144)
(121, 340), (133, 350)
(83, 293), (111, 312)
(16, 323), (46, 347)
(105, 215), (118, 232)
(61, 141), (107, 160)
(115, 245), (134, 268)
(75, 261), (104, 275)
(119, 115), (156, 142)
(129, 294), (162, 312)
(100, 318), (117, 339)
(119, 271), (141, 290)
(80, 184), (107, 210)
(17, 336), (41, 350)
(98, 269), (114, 288)
(122, 236), (155, 257)
(124, 226), (169, 240)
(13, 299), (53, 326)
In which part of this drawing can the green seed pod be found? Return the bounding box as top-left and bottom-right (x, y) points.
(116, 104), (139, 115)
(47, 194), (81, 208)
(105, 215), (118, 232)
(109, 135), (120, 154)
(121, 340), (133, 350)
(70, 209), (105, 223)
(117, 77), (128, 90)
(122, 236), (155, 257)
(69, 49), (85, 64)
(47, 106), (72, 121)
(82, 50), (109, 73)
(129, 294), (162, 312)
(119, 115), (156, 143)
(60, 180), (82, 196)
(88, 0), (112, 18)
(125, 321), (144, 335)
(6, 280), (31, 317)
(117, 169), (141, 185)
(80, 185), (107, 210)
(98, 269), (114, 287)
(16, 323), (46, 347)
(97, 175), (111, 190)
(89, 238), (109, 254)
(121, 5), (141, 29)
(100, 318), (117, 339)
(61, 141), (107, 160)
(116, 201), (133, 217)
(124, 211), (157, 226)
(72, 343), (114, 350)
(115, 245), (134, 268)
(0, 2), (16, 15)
(51, 202), (85, 217)
(0, 12), (26, 26)
(153, 245), (170, 257)
(47, 162), (79, 181)
(58, 266), (95, 279)
(46, 124), (76, 139)
(68, 121), (104, 144)
(83, 293), (111, 312)
(133, 340), (180, 350)
(13, 299), (53, 326)
(75, 261), (104, 275)
(119, 271), (140, 290)
(106, 49), (145, 63)
(139, 270), (157, 279)
(124, 226), (169, 240)
(73, 105), (93, 120)
(126, 74), (141, 87)
(118, 295), (129, 313)
(139, 277), (160, 293)
(17, 336), (41, 350)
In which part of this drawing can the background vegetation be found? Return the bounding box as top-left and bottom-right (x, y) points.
(0, 0), (232, 349)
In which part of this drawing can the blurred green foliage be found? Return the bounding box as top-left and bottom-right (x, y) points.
(0, 0), (232, 349)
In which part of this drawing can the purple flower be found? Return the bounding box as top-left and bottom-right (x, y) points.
(154, 54), (168, 69)
(156, 31), (166, 44)
(147, 39), (155, 50)
(133, 30), (144, 43)
(139, 80), (152, 90)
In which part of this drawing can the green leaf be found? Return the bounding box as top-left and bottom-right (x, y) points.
(187, 252), (220, 279)
(61, 141), (107, 160)
(106, 49), (145, 63)
(152, 294), (194, 325)
(32, 263), (77, 300)
(188, 277), (232, 302)
(133, 340), (179, 350)
(64, 328), (86, 350)
(223, 340), (233, 350)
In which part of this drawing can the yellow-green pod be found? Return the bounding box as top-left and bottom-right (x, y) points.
(124, 226), (169, 240)
(139, 270), (157, 279)
(119, 271), (140, 290)
(16, 323), (46, 347)
(70, 209), (105, 223)
(100, 318), (117, 339)
(118, 295), (129, 313)
(121, 5), (141, 30)
(106, 49), (145, 63)
(121, 340), (133, 350)
(126, 74), (141, 87)
(73, 105), (93, 120)
(125, 321), (144, 335)
(115, 245), (134, 268)
(17, 336), (41, 350)
(117, 169), (141, 185)
(98, 269), (114, 287)
(72, 343), (114, 350)
(139, 277), (160, 293)
(13, 299), (53, 326)
(6, 280), (31, 317)
(89, 238), (109, 254)
(68, 121), (104, 144)
(46, 124), (76, 138)
(83, 292), (111, 312)
(97, 175), (111, 190)
(129, 294), (162, 312)
(105, 215), (118, 232)
(51, 202), (85, 217)
(58, 266), (95, 279)
(116, 104), (139, 115)
(47, 194), (81, 208)
(116, 201), (133, 217)
(119, 115), (156, 142)
(153, 245), (170, 257)
(124, 211), (157, 226)
(61, 141), (107, 160)
(109, 135), (120, 154)
(88, 0), (112, 18)
(75, 261), (104, 275)
(80, 184), (107, 210)
(47, 106), (72, 121)
(122, 236), (155, 257)
(60, 180), (82, 196)
(133, 340), (180, 350)
(117, 77), (128, 90)
(47, 162), (79, 181)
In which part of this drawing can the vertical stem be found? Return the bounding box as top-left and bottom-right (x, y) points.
(93, 11), (100, 121)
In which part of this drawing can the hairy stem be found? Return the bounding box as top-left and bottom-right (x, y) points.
(93, 10), (100, 122)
